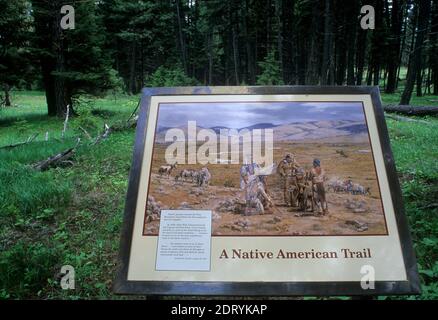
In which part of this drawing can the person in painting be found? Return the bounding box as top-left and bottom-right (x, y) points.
(277, 153), (300, 206)
(310, 158), (329, 215)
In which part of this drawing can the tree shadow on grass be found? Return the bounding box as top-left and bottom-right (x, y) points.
(0, 113), (54, 127)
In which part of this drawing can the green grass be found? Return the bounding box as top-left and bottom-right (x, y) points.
(380, 91), (436, 106)
(0, 90), (437, 299)
(386, 118), (438, 299)
(0, 91), (138, 299)
(366, 66), (437, 106)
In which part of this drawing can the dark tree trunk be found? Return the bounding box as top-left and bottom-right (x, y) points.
(386, 0), (404, 93)
(430, 0), (438, 95)
(336, 40), (347, 85)
(207, 32), (213, 85)
(434, 70), (438, 95)
(266, 0), (271, 51)
(416, 67), (423, 97)
(41, 57), (57, 116)
(232, 25), (240, 85)
(321, 0), (333, 85)
(306, 1), (321, 85)
(367, 0), (384, 87)
(282, 0), (295, 84)
(425, 67), (431, 95)
(401, 3), (419, 88)
(296, 33), (306, 85)
(366, 65), (373, 85)
(243, 0), (254, 84)
(175, 0), (188, 74)
(275, 0), (283, 80)
(4, 84), (11, 106)
(53, 5), (69, 118)
(356, 28), (367, 85)
(140, 39), (144, 89)
(396, 2), (409, 89)
(335, 3), (348, 85)
(224, 31), (230, 85)
(346, 1), (358, 85)
(401, 0), (431, 105)
(33, 0), (69, 117)
(228, 1), (240, 85)
(128, 42), (137, 94)
(373, 65), (380, 86)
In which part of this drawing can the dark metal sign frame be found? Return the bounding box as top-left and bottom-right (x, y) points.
(113, 86), (420, 296)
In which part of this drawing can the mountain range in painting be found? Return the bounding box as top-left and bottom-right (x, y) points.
(156, 119), (369, 143)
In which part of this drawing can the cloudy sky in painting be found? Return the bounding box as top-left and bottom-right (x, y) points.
(157, 102), (365, 129)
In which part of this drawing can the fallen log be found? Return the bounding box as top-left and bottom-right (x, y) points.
(0, 133), (39, 150)
(33, 138), (80, 171)
(383, 105), (438, 116)
(32, 148), (75, 171)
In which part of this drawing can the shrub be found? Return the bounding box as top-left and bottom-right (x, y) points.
(73, 112), (101, 135)
(146, 65), (198, 87)
(256, 50), (284, 85)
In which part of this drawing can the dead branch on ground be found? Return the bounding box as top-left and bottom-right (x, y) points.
(61, 105), (70, 138)
(32, 138), (80, 171)
(93, 124), (111, 145)
(0, 133), (39, 151)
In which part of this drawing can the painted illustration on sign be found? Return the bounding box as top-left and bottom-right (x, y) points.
(143, 101), (387, 236)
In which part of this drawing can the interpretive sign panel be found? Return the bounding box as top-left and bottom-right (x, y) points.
(156, 210), (212, 272)
(114, 86), (420, 296)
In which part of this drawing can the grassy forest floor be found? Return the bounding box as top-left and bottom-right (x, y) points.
(0, 90), (437, 299)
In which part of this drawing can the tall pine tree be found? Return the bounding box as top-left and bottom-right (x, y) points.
(0, 0), (32, 106)
(400, 0), (432, 104)
(101, 0), (176, 94)
(32, 0), (116, 116)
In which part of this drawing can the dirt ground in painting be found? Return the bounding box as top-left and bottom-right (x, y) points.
(144, 138), (387, 236)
